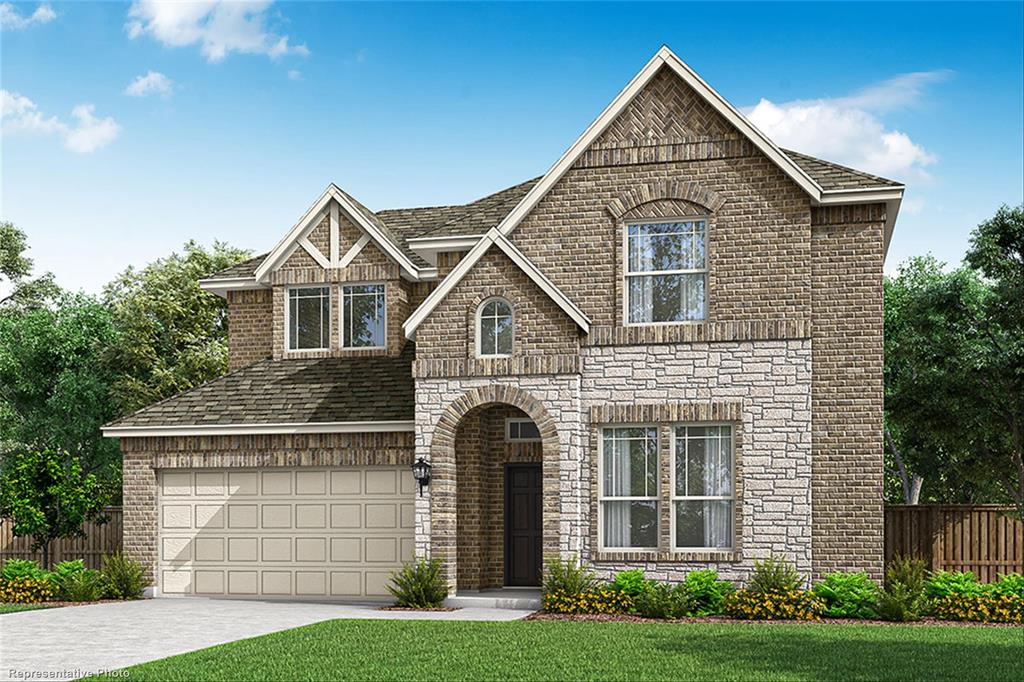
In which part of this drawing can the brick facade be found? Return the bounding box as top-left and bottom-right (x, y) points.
(226, 289), (273, 370)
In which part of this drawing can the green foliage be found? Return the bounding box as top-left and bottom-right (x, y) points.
(930, 593), (1023, 624)
(542, 557), (600, 597)
(57, 568), (105, 602)
(0, 293), (121, 478)
(542, 588), (634, 615)
(610, 569), (653, 597)
(681, 569), (734, 616)
(102, 240), (252, 415)
(0, 576), (54, 603)
(101, 552), (147, 599)
(0, 447), (111, 568)
(812, 572), (879, 619)
(747, 555), (803, 594)
(1, 559), (50, 581)
(923, 570), (985, 599)
(877, 555), (928, 621)
(990, 573), (1024, 599)
(722, 589), (824, 620)
(386, 558), (447, 608)
(0, 221), (60, 309)
(633, 582), (693, 619)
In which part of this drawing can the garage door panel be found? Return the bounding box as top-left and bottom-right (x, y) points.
(158, 467), (412, 601)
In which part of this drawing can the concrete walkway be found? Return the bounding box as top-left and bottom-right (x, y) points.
(0, 598), (534, 680)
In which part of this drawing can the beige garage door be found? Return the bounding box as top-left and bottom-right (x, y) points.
(157, 467), (415, 600)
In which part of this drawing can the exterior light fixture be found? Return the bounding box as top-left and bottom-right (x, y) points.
(411, 457), (432, 496)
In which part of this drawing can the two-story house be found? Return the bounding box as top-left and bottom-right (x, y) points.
(104, 47), (902, 602)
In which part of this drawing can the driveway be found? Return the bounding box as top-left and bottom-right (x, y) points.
(0, 598), (533, 680)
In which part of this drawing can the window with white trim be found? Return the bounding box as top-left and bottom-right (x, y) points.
(476, 297), (513, 357)
(506, 418), (541, 442)
(600, 426), (659, 549)
(626, 219), (707, 324)
(341, 283), (386, 348)
(672, 425), (733, 549)
(287, 286), (330, 350)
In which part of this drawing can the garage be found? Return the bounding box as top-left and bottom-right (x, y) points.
(157, 466), (415, 600)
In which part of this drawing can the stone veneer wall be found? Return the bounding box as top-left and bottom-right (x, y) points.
(810, 204), (886, 580)
(226, 289), (273, 370)
(120, 432), (415, 583)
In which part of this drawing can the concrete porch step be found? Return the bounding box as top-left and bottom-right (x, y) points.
(445, 589), (542, 611)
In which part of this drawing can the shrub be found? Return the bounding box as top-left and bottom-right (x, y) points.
(50, 559), (86, 600)
(990, 573), (1024, 599)
(722, 588), (824, 620)
(930, 593), (1023, 624)
(542, 588), (633, 615)
(813, 572), (879, 619)
(58, 569), (105, 602)
(542, 557), (600, 597)
(386, 558), (447, 608)
(877, 555), (928, 621)
(924, 570), (985, 599)
(0, 577), (54, 603)
(747, 555), (803, 593)
(633, 582), (692, 619)
(611, 569), (654, 598)
(1, 559), (50, 582)
(101, 553), (147, 600)
(682, 569), (734, 616)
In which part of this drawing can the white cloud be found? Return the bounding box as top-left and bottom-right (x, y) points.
(0, 2), (57, 29)
(287, 69), (302, 81)
(1, 90), (120, 154)
(125, 1), (309, 62)
(124, 71), (174, 97)
(745, 70), (951, 182)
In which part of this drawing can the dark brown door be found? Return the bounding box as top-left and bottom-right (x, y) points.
(505, 464), (542, 586)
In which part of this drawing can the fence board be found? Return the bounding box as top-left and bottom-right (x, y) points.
(885, 505), (1023, 581)
(0, 507), (122, 570)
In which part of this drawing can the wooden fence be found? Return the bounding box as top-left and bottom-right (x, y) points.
(0, 507), (122, 570)
(885, 505), (1023, 582)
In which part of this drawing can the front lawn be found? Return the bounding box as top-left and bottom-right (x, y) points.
(96, 619), (1023, 681)
(0, 603), (54, 615)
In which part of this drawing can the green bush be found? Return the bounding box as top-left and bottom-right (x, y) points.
(58, 569), (105, 602)
(722, 588), (824, 620)
(1, 559), (50, 582)
(990, 573), (1024, 599)
(682, 569), (734, 616)
(542, 557), (600, 597)
(610, 569), (654, 598)
(812, 572), (879, 619)
(386, 558), (447, 608)
(101, 553), (147, 599)
(924, 570), (986, 599)
(747, 555), (803, 593)
(542, 588), (634, 615)
(877, 555), (928, 621)
(633, 582), (693, 619)
(50, 559), (86, 600)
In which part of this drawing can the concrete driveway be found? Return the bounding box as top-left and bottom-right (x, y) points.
(0, 598), (533, 681)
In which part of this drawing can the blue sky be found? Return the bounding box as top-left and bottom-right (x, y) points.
(2, 1), (1022, 294)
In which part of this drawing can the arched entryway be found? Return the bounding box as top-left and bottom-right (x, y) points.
(429, 386), (560, 592)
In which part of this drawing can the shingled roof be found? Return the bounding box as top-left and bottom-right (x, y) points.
(106, 343), (414, 429)
(783, 149), (902, 191)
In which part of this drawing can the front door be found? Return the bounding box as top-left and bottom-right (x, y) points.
(505, 464), (542, 586)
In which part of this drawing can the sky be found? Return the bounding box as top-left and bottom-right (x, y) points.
(2, 1), (1022, 295)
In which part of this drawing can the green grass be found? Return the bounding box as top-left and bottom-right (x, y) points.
(94, 619), (1024, 681)
(0, 603), (55, 614)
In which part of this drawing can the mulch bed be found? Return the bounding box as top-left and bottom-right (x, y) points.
(525, 612), (1018, 628)
(377, 606), (460, 612)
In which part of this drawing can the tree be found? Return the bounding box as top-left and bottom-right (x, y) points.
(0, 222), (60, 308)
(102, 240), (251, 414)
(0, 447), (111, 568)
(0, 293), (121, 479)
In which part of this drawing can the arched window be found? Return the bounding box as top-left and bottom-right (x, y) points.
(476, 297), (513, 357)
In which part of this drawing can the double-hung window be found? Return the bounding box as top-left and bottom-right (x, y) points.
(625, 219), (707, 324)
(600, 426), (659, 550)
(672, 425), (734, 550)
(287, 286), (330, 350)
(341, 283), (386, 348)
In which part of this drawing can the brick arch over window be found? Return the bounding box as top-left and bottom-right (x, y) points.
(428, 385), (561, 589)
(605, 180), (726, 219)
(463, 288), (525, 358)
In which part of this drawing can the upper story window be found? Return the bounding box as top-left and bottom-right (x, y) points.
(341, 283), (386, 348)
(625, 219), (707, 324)
(287, 286), (331, 351)
(476, 297), (513, 357)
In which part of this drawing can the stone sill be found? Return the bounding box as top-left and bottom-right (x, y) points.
(592, 550), (743, 564)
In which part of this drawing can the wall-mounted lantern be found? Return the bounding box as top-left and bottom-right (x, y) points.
(411, 457), (432, 497)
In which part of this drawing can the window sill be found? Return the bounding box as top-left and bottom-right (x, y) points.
(593, 549), (742, 563)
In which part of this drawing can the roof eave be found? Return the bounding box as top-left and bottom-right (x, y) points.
(102, 420), (416, 438)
